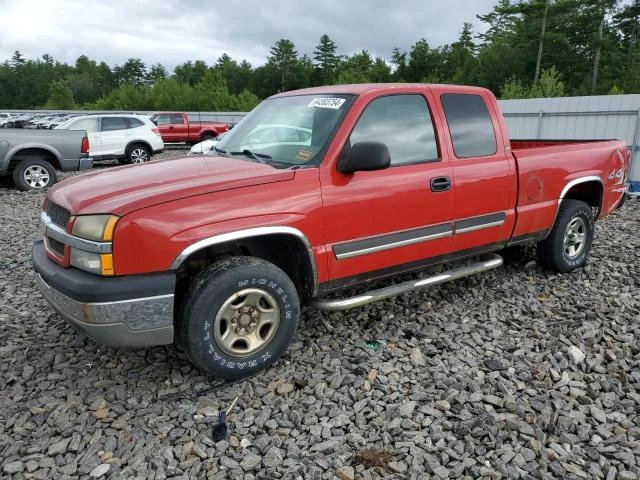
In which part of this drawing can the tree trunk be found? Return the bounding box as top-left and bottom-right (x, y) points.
(592, 2), (605, 94)
(534, 0), (550, 83)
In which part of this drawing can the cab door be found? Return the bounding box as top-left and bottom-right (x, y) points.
(170, 113), (189, 142)
(320, 91), (454, 284)
(434, 90), (516, 253)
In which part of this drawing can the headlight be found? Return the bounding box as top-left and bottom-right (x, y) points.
(72, 215), (119, 241)
(70, 249), (114, 276)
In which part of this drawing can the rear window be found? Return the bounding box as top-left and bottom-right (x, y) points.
(441, 94), (497, 158)
(128, 118), (145, 128)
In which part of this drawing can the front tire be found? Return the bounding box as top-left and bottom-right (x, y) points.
(126, 144), (150, 164)
(179, 257), (300, 379)
(12, 158), (56, 191)
(537, 199), (594, 273)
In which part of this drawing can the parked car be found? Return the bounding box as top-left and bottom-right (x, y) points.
(56, 114), (163, 163)
(149, 112), (230, 144)
(187, 132), (227, 156)
(0, 128), (91, 190)
(33, 83), (629, 379)
(0, 113), (16, 128)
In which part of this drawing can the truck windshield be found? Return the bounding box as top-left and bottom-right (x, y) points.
(215, 94), (354, 167)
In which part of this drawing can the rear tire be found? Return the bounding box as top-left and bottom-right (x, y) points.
(537, 199), (594, 273)
(126, 144), (150, 164)
(179, 256), (300, 380)
(200, 133), (215, 142)
(12, 158), (56, 191)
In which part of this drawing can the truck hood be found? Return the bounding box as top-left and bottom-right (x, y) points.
(49, 156), (294, 216)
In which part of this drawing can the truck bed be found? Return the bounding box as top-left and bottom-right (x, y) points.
(510, 139), (617, 150)
(509, 138), (627, 240)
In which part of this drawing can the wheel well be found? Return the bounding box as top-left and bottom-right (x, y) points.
(173, 234), (315, 319)
(201, 131), (217, 140)
(8, 148), (60, 173)
(563, 180), (603, 218)
(126, 141), (152, 155)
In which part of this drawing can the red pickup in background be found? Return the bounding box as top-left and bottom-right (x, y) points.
(149, 112), (230, 144)
(34, 83), (630, 380)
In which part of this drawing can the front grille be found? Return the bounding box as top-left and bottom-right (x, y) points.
(47, 201), (71, 229)
(47, 236), (65, 257)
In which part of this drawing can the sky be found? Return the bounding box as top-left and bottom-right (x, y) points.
(0, 0), (496, 70)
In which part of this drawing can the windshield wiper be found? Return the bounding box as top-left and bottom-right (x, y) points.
(229, 149), (272, 164)
(212, 145), (227, 154)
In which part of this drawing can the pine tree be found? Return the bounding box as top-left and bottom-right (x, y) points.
(313, 34), (339, 85)
(267, 39), (298, 92)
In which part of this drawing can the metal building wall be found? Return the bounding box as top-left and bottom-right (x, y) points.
(498, 95), (640, 187)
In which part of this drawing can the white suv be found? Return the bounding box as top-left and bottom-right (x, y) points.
(56, 114), (164, 164)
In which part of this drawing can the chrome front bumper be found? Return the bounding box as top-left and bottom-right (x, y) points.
(35, 273), (174, 347)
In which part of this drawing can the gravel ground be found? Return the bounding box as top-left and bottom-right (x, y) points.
(0, 155), (639, 479)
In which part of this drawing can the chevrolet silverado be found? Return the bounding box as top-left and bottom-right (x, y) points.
(33, 84), (629, 379)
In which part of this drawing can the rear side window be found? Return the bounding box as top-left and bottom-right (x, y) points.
(128, 118), (144, 128)
(171, 114), (185, 124)
(441, 94), (497, 158)
(101, 117), (129, 131)
(349, 94), (439, 166)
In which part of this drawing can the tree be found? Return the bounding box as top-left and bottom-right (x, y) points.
(499, 77), (530, 98)
(530, 66), (565, 97)
(45, 80), (76, 109)
(391, 47), (409, 81)
(113, 58), (147, 86)
(147, 63), (168, 85)
(313, 34), (339, 85)
(267, 39), (298, 92)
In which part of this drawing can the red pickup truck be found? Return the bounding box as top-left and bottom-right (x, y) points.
(33, 84), (629, 379)
(149, 112), (230, 144)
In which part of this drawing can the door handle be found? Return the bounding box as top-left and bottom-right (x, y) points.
(430, 176), (451, 192)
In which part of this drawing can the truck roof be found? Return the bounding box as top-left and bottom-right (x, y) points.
(271, 83), (492, 98)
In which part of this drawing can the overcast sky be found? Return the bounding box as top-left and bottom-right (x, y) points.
(0, 0), (496, 70)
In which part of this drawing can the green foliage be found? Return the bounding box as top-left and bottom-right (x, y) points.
(3, 0), (640, 110)
(500, 78), (530, 99)
(608, 84), (624, 95)
(530, 66), (565, 97)
(44, 80), (76, 109)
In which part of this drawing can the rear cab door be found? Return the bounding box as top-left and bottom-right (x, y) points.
(430, 86), (517, 254)
(320, 86), (455, 287)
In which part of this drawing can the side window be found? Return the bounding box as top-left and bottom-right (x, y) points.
(101, 117), (129, 132)
(68, 118), (99, 133)
(155, 114), (171, 125)
(349, 94), (439, 166)
(127, 118), (144, 128)
(441, 94), (497, 158)
(171, 114), (185, 124)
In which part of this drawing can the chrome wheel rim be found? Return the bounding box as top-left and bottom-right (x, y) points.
(23, 165), (50, 188)
(563, 217), (586, 258)
(130, 148), (149, 163)
(213, 288), (281, 357)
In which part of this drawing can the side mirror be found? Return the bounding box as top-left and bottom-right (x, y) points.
(338, 141), (391, 174)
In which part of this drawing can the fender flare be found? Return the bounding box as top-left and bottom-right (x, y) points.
(169, 226), (318, 297)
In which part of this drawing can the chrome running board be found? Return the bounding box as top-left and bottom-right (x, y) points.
(311, 253), (503, 311)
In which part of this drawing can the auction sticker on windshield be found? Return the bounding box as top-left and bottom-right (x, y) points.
(307, 97), (345, 109)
